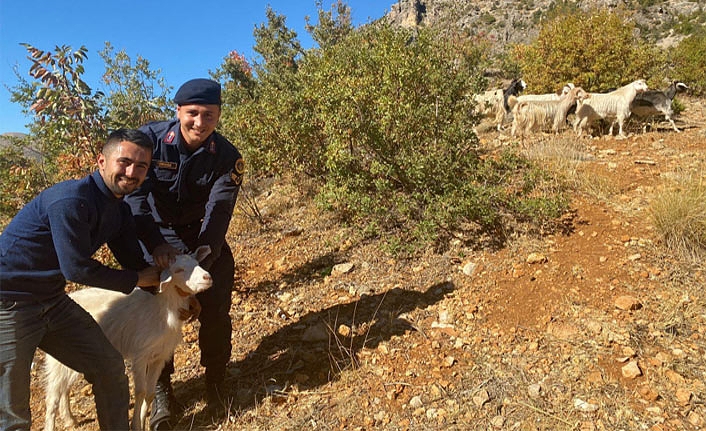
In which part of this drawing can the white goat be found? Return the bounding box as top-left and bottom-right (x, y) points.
(43, 246), (213, 431)
(510, 87), (590, 137)
(473, 78), (527, 130)
(573, 79), (648, 138)
(515, 83), (575, 103)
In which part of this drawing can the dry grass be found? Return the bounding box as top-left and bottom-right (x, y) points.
(521, 135), (618, 201)
(650, 171), (706, 262)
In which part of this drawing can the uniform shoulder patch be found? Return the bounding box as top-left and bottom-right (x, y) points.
(231, 158), (245, 185)
(235, 158), (245, 175)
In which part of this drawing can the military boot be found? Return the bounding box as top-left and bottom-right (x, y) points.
(150, 379), (178, 430)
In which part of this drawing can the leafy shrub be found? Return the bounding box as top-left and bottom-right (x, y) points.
(222, 20), (569, 249)
(0, 140), (44, 222)
(512, 9), (664, 93)
(4, 44), (171, 222)
(670, 29), (706, 96)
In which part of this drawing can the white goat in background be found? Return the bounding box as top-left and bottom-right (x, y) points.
(573, 79), (648, 138)
(43, 246), (213, 431)
(510, 86), (590, 137)
(515, 82), (575, 103)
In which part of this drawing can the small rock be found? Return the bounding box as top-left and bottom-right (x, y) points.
(441, 355), (456, 368)
(688, 411), (704, 426)
(547, 322), (579, 339)
(337, 324), (351, 337)
(409, 395), (423, 409)
(621, 360), (642, 379)
(638, 385), (659, 401)
(574, 398), (599, 413)
(526, 253), (547, 264)
(675, 388), (692, 406)
(527, 383), (543, 399)
(332, 262), (355, 275)
(490, 415), (505, 428)
(462, 261), (477, 276)
(615, 295), (642, 311)
(473, 389), (490, 407)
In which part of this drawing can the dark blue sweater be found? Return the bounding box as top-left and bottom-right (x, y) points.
(0, 171), (149, 301)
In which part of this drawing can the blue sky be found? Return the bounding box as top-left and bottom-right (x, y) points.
(0, 0), (392, 134)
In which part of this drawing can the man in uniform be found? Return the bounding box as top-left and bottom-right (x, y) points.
(0, 129), (167, 431)
(125, 78), (243, 430)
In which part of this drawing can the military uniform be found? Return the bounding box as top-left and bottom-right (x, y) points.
(126, 118), (243, 379)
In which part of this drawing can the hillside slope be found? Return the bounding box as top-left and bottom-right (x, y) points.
(386, 0), (702, 51)
(26, 97), (706, 430)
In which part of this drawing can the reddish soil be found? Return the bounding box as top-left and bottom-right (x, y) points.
(28, 97), (706, 430)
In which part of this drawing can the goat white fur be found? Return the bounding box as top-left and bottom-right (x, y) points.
(573, 79), (648, 138)
(515, 83), (575, 103)
(510, 87), (589, 137)
(43, 246), (213, 431)
(473, 78), (526, 131)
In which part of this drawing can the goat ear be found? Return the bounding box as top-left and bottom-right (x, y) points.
(193, 245), (212, 263)
(159, 272), (173, 294)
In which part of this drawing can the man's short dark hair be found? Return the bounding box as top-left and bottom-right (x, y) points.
(102, 129), (154, 155)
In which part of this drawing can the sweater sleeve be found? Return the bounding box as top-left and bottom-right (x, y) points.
(47, 198), (138, 293)
(107, 204), (151, 271)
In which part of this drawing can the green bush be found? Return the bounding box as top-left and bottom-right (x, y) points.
(0, 140), (45, 224)
(671, 29), (706, 96)
(222, 22), (569, 249)
(512, 9), (664, 92)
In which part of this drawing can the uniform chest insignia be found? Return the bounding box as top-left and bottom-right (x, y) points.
(208, 139), (216, 154)
(155, 160), (178, 170)
(164, 131), (176, 143)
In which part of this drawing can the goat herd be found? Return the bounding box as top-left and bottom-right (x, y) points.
(473, 78), (690, 139)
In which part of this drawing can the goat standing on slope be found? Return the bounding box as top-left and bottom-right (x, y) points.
(44, 246), (213, 431)
(515, 82), (575, 103)
(509, 86), (590, 137)
(473, 78), (527, 131)
(630, 81), (689, 132)
(573, 79), (648, 138)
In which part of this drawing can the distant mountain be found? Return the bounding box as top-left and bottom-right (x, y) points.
(0, 132), (43, 162)
(385, 0), (702, 51)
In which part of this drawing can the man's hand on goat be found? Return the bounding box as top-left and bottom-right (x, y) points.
(152, 243), (181, 269)
(136, 265), (162, 289)
(179, 295), (202, 322)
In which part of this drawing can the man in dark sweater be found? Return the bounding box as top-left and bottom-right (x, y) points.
(0, 129), (174, 431)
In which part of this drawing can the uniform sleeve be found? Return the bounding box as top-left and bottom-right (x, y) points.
(46, 198), (138, 293)
(124, 124), (168, 252)
(198, 160), (242, 269)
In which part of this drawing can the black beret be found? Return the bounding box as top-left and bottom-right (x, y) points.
(174, 78), (221, 105)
